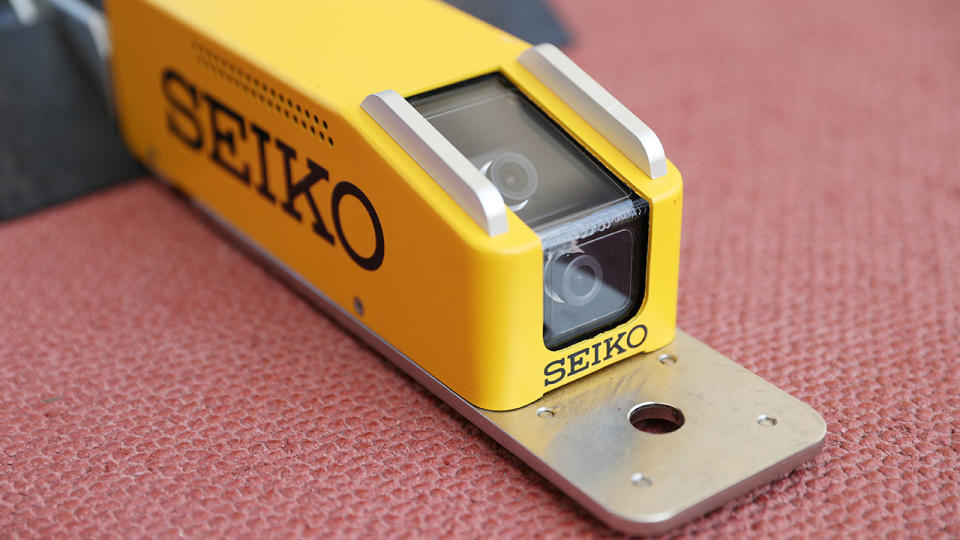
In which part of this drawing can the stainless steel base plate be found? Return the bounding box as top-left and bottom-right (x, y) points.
(481, 331), (826, 535)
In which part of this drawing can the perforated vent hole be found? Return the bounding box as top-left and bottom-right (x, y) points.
(191, 40), (334, 147)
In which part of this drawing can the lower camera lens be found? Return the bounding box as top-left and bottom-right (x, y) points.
(550, 252), (603, 307)
(482, 152), (539, 202)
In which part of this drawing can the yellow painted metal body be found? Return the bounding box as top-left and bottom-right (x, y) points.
(106, 0), (683, 410)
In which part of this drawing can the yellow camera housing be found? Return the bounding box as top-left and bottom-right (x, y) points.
(106, 0), (682, 411)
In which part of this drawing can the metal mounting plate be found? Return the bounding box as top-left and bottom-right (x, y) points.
(194, 200), (826, 536)
(482, 331), (826, 535)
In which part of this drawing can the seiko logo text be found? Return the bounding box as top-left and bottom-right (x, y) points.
(161, 68), (384, 271)
(543, 324), (647, 386)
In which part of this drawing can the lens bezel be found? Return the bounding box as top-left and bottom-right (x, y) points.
(482, 152), (539, 202)
(550, 252), (603, 307)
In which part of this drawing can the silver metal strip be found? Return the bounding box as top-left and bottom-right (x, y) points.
(190, 194), (826, 536)
(10, 0), (41, 25)
(43, 0), (114, 114)
(362, 90), (509, 236)
(518, 43), (668, 179)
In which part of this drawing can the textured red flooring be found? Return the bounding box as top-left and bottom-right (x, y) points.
(2, 0), (959, 537)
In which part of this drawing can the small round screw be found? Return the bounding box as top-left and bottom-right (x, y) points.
(536, 407), (555, 418)
(630, 473), (653, 487)
(757, 415), (778, 427)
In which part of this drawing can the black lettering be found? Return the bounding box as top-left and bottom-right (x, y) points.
(204, 94), (250, 184)
(331, 182), (385, 271)
(591, 342), (603, 366)
(544, 358), (566, 386)
(567, 348), (590, 376)
(250, 123), (276, 202)
(627, 324), (648, 348)
(162, 69), (202, 149)
(158, 69), (384, 272)
(275, 139), (334, 244)
(603, 332), (627, 360)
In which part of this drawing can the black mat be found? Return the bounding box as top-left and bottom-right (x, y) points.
(0, 19), (141, 221)
(446, 0), (569, 47)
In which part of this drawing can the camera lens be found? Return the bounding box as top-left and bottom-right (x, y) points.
(481, 152), (538, 202)
(550, 252), (603, 307)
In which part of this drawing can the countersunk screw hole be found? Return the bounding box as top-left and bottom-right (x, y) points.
(630, 473), (652, 487)
(757, 415), (777, 427)
(629, 402), (684, 434)
(658, 354), (677, 365)
(353, 297), (364, 316)
(536, 407), (555, 418)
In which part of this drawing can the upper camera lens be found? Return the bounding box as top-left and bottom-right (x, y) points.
(551, 252), (603, 307)
(483, 152), (539, 202)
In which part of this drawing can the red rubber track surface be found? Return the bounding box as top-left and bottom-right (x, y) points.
(2, 1), (958, 537)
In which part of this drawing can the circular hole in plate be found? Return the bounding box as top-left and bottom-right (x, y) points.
(629, 402), (684, 434)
